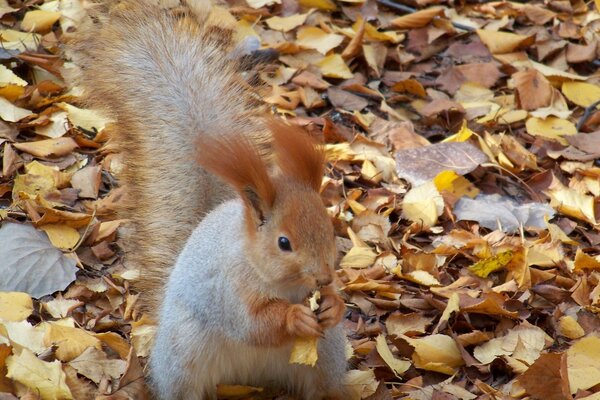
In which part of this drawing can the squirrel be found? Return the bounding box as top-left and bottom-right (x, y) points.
(66, 0), (348, 398)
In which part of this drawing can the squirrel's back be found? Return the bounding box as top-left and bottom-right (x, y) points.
(67, 0), (270, 311)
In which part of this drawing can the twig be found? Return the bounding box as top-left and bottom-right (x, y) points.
(576, 99), (600, 132)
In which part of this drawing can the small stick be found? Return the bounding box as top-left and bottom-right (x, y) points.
(576, 99), (600, 132)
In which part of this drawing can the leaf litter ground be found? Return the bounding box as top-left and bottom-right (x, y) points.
(0, 0), (600, 399)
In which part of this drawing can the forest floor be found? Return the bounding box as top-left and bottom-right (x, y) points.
(0, 0), (600, 399)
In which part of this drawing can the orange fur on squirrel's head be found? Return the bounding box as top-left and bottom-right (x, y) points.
(197, 122), (336, 295)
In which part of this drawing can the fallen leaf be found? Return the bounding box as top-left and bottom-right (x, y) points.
(395, 142), (488, 186)
(316, 54), (353, 79)
(21, 10), (61, 33)
(6, 348), (73, 400)
(13, 137), (79, 158)
(404, 334), (464, 375)
(469, 250), (514, 278)
(44, 321), (102, 362)
(562, 81), (600, 108)
(296, 27), (344, 55)
(69, 347), (126, 384)
(476, 29), (534, 54)
(391, 7), (444, 29)
(401, 181), (444, 227)
(454, 194), (555, 233)
(375, 334), (411, 377)
(0, 96), (33, 122)
(0, 223), (78, 298)
(265, 12), (310, 32)
(39, 224), (80, 250)
(526, 117), (577, 145)
(0, 292), (33, 322)
(518, 352), (570, 400)
(566, 336), (600, 394)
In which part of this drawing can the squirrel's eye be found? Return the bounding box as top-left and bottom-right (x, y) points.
(278, 236), (292, 252)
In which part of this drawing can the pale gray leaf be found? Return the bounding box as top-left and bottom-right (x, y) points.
(395, 142), (488, 186)
(454, 194), (555, 233)
(0, 222), (78, 298)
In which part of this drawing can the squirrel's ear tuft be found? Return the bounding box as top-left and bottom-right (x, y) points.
(196, 134), (275, 221)
(268, 120), (325, 192)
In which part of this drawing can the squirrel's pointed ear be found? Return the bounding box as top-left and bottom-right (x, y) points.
(242, 186), (269, 225)
(196, 134), (275, 225)
(268, 120), (325, 192)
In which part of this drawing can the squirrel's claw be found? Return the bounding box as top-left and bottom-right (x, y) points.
(316, 293), (345, 329)
(286, 304), (322, 338)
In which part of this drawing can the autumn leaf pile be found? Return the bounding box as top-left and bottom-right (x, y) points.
(0, 0), (599, 398)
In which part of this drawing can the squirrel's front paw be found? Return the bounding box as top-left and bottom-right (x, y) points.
(285, 304), (322, 338)
(317, 292), (345, 329)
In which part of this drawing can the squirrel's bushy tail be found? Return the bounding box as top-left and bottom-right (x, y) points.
(67, 0), (269, 313)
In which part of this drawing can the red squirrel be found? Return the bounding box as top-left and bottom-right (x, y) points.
(67, 0), (348, 398)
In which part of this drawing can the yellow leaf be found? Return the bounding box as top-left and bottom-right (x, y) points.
(299, 0), (336, 11)
(290, 292), (320, 367)
(0, 95), (32, 122)
(404, 334), (464, 375)
(289, 336), (319, 367)
(235, 19), (259, 42)
(391, 7), (444, 29)
(0, 29), (41, 51)
(21, 10), (61, 33)
(574, 248), (600, 272)
(297, 26), (344, 55)
(443, 121), (474, 142)
(558, 316), (584, 339)
(562, 81), (600, 108)
(12, 160), (62, 202)
(353, 18), (401, 43)
(13, 137), (78, 158)
(0, 84), (24, 101)
(44, 322), (102, 362)
(265, 12), (311, 32)
(469, 250), (514, 278)
(344, 369), (378, 399)
(401, 270), (441, 287)
(375, 334), (411, 377)
(433, 170), (479, 198)
(0, 64), (26, 87)
(525, 117), (577, 145)
(339, 245), (377, 269)
(59, 103), (112, 132)
(434, 292), (460, 333)
(0, 292), (32, 322)
(567, 336), (600, 394)
(476, 29), (534, 54)
(6, 348), (73, 400)
(547, 222), (579, 245)
(548, 187), (596, 225)
(316, 54), (353, 79)
(0, 320), (46, 353)
(94, 332), (131, 360)
(130, 314), (156, 357)
(39, 224), (80, 250)
(401, 181), (444, 227)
